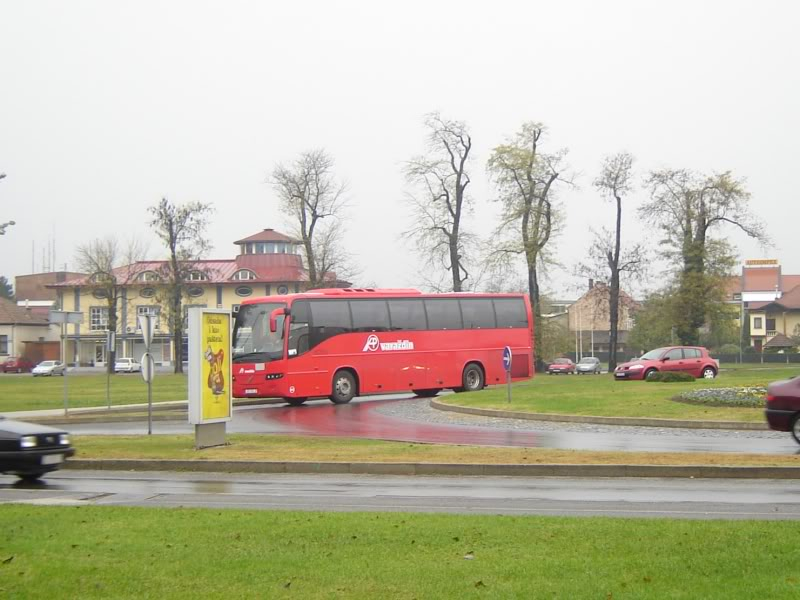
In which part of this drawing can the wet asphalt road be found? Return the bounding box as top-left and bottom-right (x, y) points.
(62, 394), (799, 455)
(3, 470), (800, 520)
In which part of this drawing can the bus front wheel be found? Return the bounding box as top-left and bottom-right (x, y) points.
(413, 389), (439, 398)
(330, 370), (357, 404)
(460, 363), (485, 393)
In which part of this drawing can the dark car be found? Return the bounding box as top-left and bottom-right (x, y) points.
(0, 357), (35, 374)
(546, 358), (575, 375)
(0, 417), (75, 482)
(614, 346), (719, 381)
(765, 375), (800, 444)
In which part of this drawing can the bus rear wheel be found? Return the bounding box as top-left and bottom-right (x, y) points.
(412, 389), (439, 398)
(460, 363), (485, 392)
(330, 370), (357, 404)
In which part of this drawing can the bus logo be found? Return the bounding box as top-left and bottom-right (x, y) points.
(362, 334), (415, 352)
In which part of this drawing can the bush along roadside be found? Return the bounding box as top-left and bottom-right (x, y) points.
(647, 371), (696, 383)
(673, 386), (767, 408)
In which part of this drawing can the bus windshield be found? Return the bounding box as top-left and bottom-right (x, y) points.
(232, 302), (287, 363)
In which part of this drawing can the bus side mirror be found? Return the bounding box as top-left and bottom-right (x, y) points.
(269, 308), (286, 333)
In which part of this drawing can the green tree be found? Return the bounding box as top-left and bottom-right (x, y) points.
(639, 170), (766, 345)
(486, 122), (571, 365)
(148, 198), (214, 374)
(0, 275), (13, 300)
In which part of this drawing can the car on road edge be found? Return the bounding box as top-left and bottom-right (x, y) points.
(765, 374), (800, 444)
(576, 356), (602, 375)
(114, 357), (142, 373)
(0, 356), (35, 373)
(32, 360), (66, 377)
(0, 417), (75, 482)
(546, 358), (576, 375)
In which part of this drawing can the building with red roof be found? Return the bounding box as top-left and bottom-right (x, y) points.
(49, 229), (346, 366)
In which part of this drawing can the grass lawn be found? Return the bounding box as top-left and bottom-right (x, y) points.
(73, 434), (800, 467)
(2, 505), (799, 599)
(442, 365), (800, 422)
(0, 373), (187, 412)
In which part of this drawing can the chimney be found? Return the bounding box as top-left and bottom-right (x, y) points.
(588, 279), (594, 291)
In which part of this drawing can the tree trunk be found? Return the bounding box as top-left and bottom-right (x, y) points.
(608, 273), (620, 370)
(527, 262), (542, 370)
(172, 286), (184, 374)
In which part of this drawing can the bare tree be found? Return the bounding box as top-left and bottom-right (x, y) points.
(271, 149), (352, 288)
(404, 113), (474, 292)
(640, 169), (766, 345)
(486, 122), (571, 366)
(75, 237), (148, 373)
(148, 198), (214, 373)
(584, 152), (646, 370)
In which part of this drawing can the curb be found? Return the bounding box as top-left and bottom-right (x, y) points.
(430, 400), (769, 430)
(63, 458), (800, 479)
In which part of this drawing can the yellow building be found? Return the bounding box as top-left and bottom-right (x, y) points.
(51, 229), (330, 366)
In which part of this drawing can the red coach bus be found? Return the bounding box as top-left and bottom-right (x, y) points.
(231, 288), (533, 405)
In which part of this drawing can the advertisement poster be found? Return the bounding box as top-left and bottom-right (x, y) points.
(201, 312), (231, 420)
(189, 308), (232, 425)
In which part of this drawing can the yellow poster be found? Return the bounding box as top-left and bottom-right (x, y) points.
(201, 312), (231, 420)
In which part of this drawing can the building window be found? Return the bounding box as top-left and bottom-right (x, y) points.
(0, 334), (8, 354)
(90, 306), (109, 331)
(232, 304), (240, 313)
(235, 286), (253, 297)
(187, 287), (204, 298)
(140, 287), (156, 298)
(753, 317), (763, 329)
(277, 284), (289, 295)
(733, 293), (742, 301)
(92, 288), (108, 299)
(233, 269), (256, 281)
(137, 305), (161, 330)
(137, 271), (160, 282)
(188, 271), (207, 281)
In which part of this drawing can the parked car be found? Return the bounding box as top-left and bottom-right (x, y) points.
(31, 360), (66, 377)
(0, 417), (75, 482)
(0, 356), (35, 373)
(546, 358), (576, 375)
(614, 346), (719, 381)
(576, 356), (602, 375)
(114, 357), (142, 373)
(765, 375), (800, 444)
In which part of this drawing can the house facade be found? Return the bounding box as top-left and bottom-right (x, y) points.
(566, 281), (638, 355)
(0, 297), (60, 361)
(726, 259), (800, 352)
(51, 229), (331, 366)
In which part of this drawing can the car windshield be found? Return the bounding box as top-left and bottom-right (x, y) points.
(232, 301), (287, 363)
(39, 361), (55, 366)
(578, 357), (596, 364)
(639, 348), (667, 361)
(554, 358), (571, 364)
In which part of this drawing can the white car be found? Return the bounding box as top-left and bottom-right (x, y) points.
(114, 357), (142, 373)
(32, 360), (66, 377)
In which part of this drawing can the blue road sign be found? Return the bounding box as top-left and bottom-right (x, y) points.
(503, 346), (512, 371)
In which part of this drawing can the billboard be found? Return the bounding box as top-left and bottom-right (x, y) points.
(188, 308), (232, 425)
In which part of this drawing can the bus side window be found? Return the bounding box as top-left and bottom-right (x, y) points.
(388, 299), (427, 331)
(424, 299), (462, 330)
(309, 300), (352, 349)
(460, 298), (496, 329)
(350, 300), (390, 332)
(494, 298), (528, 328)
(288, 300), (310, 358)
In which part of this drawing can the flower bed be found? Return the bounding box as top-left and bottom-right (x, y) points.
(673, 386), (767, 408)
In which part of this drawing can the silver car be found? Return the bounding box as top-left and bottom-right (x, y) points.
(31, 360), (66, 377)
(575, 356), (602, 375)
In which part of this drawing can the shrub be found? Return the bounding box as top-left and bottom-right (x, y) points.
(717, 343), (740, 355)
(646, 371), (696, 383)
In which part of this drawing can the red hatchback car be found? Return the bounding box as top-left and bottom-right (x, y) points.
(614, 346), (719, 381)
(0, 357), (35, 374)
(547, 358), (576, 375)
(765, 375), (800, 444)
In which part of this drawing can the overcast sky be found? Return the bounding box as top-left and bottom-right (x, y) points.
(1, 0), (797, 299)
